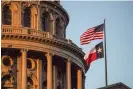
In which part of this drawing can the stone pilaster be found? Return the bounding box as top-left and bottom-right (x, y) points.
(52, 20), (55, 35)
(20, 49), (28, 89)
(49, 13), (55, 35)
(66, 60), (71, 89)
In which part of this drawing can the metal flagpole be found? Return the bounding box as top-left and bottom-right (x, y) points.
(103, 19), (108, 86)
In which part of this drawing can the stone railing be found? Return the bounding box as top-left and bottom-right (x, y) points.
(1, 26), (84, 55)
(1, 26), (52, 38)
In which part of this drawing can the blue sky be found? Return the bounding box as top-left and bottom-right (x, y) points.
(61, 1), (133, 89)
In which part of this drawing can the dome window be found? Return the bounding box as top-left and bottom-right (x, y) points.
(2, 5), (12, 25)
(23, 7), (31, 27)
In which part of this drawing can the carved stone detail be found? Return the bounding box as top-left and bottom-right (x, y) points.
(2, 1), (86, 89)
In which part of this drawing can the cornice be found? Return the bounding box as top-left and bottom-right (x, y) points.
(1, 26), (87, 72)
(2, 40), (86, 74)
(2, 33), (84, 58)
(1, 26), (84, 56)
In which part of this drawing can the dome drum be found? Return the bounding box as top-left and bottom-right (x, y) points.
(2, 1), (69, 39)
(1, 1), (87, 89)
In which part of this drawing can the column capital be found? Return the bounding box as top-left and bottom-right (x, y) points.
(67, 59), (72, 63)
(77, 68), (83, 74)
(20, 49), (28, 53)
(77, 67), (82, 71)
(45, 52), (54, 60)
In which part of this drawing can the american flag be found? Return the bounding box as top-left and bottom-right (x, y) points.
(80, 24), (104, 45)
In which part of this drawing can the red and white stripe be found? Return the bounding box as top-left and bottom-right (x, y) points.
(80, 28), (103, 45)
(80, 28), (95, 45)
(84, 47), (97, 65)
(93, 32), (103, 39)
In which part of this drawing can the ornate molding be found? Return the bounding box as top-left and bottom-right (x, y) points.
(2, 39), (86, 74)
(1, 26), (84, 56)
(45, 52), (54, 61)
(20, 49), (28, 53)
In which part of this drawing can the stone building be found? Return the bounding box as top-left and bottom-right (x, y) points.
(1, 1), (87, 89)
(98, 82), (131, 89)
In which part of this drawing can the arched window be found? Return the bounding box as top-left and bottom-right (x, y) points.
(55, 18), (65, 38)
(2, 5), (12, 25)
(23, 7), (31, 27)
(41, 12), (50, 31)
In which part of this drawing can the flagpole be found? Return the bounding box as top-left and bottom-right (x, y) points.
(103, 19), (108, 86)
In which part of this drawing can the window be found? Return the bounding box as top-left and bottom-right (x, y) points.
(27, 59), (32, 69)
(24, 7), (31, 27)
(2, 5), (12, 25)
(27, 58), (36, 70)
(41, 12), (49, 31)
(2, 56), (13, 67)
(55, 18), (60, 35)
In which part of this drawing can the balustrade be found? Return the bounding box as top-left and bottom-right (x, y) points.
(1, 26), (50, 38)
(1, 26), (82, 53)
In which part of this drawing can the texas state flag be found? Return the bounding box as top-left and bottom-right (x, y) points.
(84, 42), (104, 65)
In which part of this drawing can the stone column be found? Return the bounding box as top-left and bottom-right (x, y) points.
(37, 59), (42, 89)
(49, 13), (55, 35)
(66, 60), (71, 89)
(53, 65), (57, 89)
(52, 20), (55, 35)
(46, 53), (53, 89)
(77, 69), (82, 89)
(20, 49), (28, 89)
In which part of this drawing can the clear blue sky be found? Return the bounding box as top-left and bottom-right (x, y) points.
(61, 1), (133, 89)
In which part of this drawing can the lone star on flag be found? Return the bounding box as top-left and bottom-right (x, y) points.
(84, 42), (104, 65)
(97, 47), (102, 53)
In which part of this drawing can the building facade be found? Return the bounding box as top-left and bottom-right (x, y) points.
(98, 82), (131, 89)
(1, 1), (87, 89)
